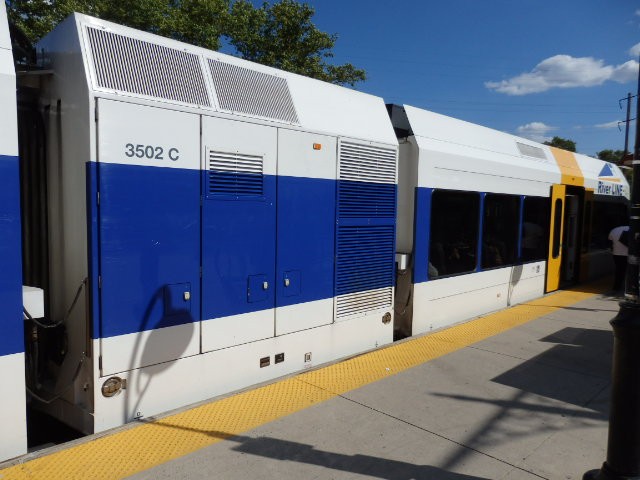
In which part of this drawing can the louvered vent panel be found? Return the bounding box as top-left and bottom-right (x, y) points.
(338, 142), (397, 218)
(339, 143), (397, 184)
(208, 150), (264, 197)
(517, 142), (547, 160)
(87, 27), (210, 107)
(336, 288), (393, 318)
(208, 59), (299, 124)
(335, 225), (395, 296)
(338, 182), (396, 218)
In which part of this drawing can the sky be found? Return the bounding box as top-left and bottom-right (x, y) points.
(280, 0), (640, 157)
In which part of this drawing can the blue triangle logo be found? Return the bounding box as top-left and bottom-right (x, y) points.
(599, 163), (615, 177)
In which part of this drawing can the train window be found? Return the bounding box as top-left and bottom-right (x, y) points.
(429, 190), (479, 278)
(552, 199), (563, 259)
(481, 194), (519, 269)
(521, 197), (550, 262)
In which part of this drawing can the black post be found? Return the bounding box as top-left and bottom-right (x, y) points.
(583, 56), (640, 480)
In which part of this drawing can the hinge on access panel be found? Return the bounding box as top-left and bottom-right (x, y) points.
(97, 191), (100, 205)
(98, 275), (102, 289)
(98, 355), (102, 371)
(200, 266), (203, 278)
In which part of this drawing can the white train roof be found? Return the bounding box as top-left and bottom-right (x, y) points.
(40, 13), (397, 146)
(0, 3), (10, 51)
(403, 105), (629, 199)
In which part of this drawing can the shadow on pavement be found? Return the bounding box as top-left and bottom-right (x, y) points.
(231, 435), (492, 480)
(433, 324), (612, 472)
(149, 421), (491, 480)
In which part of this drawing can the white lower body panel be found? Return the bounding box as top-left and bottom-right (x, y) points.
(412, 262), (546, 335)
(202, 309), (273, 353)
(0, 352), (27, 462)
(276, 298), (333, 336)
(101, 323), (200, 376)
(92, 312), (393, 432)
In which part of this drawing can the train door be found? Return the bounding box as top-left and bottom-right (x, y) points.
(546, 184), (566, 292)
(562, 195), (580, 283)
(200, 117), (277, 352)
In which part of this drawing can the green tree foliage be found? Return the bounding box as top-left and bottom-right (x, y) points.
(543, 136), (576, 152)
(5, 0), (365, 86)
(228, 0), (365, 86)
(6, 0), (228, 50)
(596, 149), (625, 164)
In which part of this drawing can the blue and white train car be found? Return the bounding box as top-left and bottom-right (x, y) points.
(389, 104), (629, 338)
(0, 1), (27, 461)
(30, 14), (398, 435)
(0, 9), (631, 462)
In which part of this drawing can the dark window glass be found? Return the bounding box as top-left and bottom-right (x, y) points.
(582, 200), (592, 253)
(521, 197), (550, 262)
(590, 201), (628, 250)
(552, 199), (563, 259)
(429, 190), (479, 278)
(481, 194), (519, 269)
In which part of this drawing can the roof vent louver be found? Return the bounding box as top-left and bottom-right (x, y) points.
(517, 142), (547, 160)
(208, 59), (299, 124)
(338, 142), (397, 218)
(86, 27), (210, 107)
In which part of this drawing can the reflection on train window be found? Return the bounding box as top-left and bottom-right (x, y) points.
(429, 190), (479, 278)
(481, 194), (519, 269)
(552, 198), (563, 259)
(590, 201), (628, 250)
(521, 196), (550, 262)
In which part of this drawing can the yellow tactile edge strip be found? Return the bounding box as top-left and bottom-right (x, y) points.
(0, 283), (604, 480)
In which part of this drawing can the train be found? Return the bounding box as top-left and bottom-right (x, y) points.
(0, 4), (629, 462)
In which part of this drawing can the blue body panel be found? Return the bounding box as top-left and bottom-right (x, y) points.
(95, 164), (397, 338)
(335, 180), (397, 295)
(276, 176), (335, 307)
(201, 174), (276, 320)
(0, 155), (24, 356)
(98, 163), (201, 338)
(87, 162), (100, 341)
(413, 187), (432, 284)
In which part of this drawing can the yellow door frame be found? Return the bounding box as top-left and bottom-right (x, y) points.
(546, 184), (566, 292)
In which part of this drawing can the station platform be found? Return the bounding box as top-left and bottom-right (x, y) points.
(0, 280), (619, 479)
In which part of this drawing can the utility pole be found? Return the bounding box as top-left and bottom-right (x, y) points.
(620, 93), (633, 158)
(583, 56), (640, 480)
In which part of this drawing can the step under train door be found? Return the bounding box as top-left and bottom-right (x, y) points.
(546, 184), (566, 293)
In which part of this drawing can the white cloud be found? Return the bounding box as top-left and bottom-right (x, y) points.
(631, 43), (640, 57)
(516, 122), (556, 143)
(636, 9), (640, 16)
(486, 55), (639, 95)
(595, 121), (621, 129)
